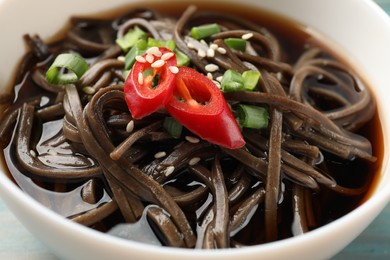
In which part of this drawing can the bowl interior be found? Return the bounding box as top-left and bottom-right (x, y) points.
(1, 0), (390, 259)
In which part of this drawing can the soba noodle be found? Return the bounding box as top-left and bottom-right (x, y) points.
(0, 4), (379, 248)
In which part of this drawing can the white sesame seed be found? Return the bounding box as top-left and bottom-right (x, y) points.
(126, 120), (134, 133)
(217, 47), (227, 54)
(169, 66), (179, 74)
(198, 49), (206, 58)
(145, 53), (154, 63)
(216, 76), (223, 82)
(151, 59), (165, 68)
(47, 149), (58, 156)
(161, 52), (175, 61)
(200, 39), (208, 46)
(30, 150), (36, 157)
(135, 55), (146, 63)
(146, 46), (162, 57)
(205, 64), (219, 72)
(117, 56), (125, 62)
(187, 42), (195, 49)
(210, 43), (218, 50)
(242, 32), (254, 40)
(154, 151), (167, 159)
(189, 157), (201, 166)
(207, 48), (215, 57)
(138, 72), (144, 85)
(185, 135), (200, 143)
(164, 166), (175, 176)
(207, 73), (213, 80)
(213, 80), (221, 89)
(82, 86), (95, 95)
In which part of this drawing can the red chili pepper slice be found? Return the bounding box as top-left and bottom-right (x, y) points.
(124, 47), (177, 119)
(165, 66), (245, 149)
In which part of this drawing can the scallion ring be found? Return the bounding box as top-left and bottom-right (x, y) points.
(46, 53), (89, 84)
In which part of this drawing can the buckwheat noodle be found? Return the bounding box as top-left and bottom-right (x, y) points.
(0, 5), (378, 248)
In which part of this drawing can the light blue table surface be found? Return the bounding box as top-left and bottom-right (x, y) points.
(1, 1), (390, 259)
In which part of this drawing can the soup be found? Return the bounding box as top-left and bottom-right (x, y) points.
(0, 2), (382, 248)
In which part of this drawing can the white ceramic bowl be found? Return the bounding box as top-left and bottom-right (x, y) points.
(1, 0), (390, 259)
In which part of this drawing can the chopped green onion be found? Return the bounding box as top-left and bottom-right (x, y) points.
(221, 69), (244, 92)
(45, 53), (89, 84)
(147, 38), (176, 51)
(174, 49), (191, 66)
(190, 23), (221, 40)
(123, 70), (131, 81)
(237, 104), (269, 129)
(224, 38), (247, 52)
(116, 26), (147, 51)
(124, 39), (147, 70)
(163, 117), (183, 138)
(242, 70), (261, 90)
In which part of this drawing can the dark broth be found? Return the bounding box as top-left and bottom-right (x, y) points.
(0, 1), (383, 248)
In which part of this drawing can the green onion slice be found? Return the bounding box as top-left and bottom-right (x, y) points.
(116, 26), (147, 51)
(221, 69), (244, 92)
(224, 38), (247, 52)
(190, 23), (221, 40)
(175, 49), (191, 66)
(163, 117), (183, 138)
(46, 53), (89, 84)
(237, 104), (269, 129)
(242, 70), (261, 90)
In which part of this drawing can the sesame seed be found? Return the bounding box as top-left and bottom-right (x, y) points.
(210, 43), (218, 50)
(126, 120), (134, 133)
(29, 150), (36, 157)
(205, 64), (219, 72)
(198, 49), (206, 58)
(242, 33), (254, 40)
(138, 72), (144, 85)
(187, 42), (195, 49)
(207, 73), (213, 80)
(185, 135), (200, 143)
(161, 52), (175, 61)
(207, 48), (215, 57)
(146, 46), (162, 57)
(189, 157), (201, 166)
(151, 59), (165, 68)
(154, 151), (167, 159)
(216, 76), (223, 82)
(145, 53), (154, 63)
(169, 66), (179, 74)
(82, 86), (95, 95)
(117, 56), (125, 62)
(213, 80), (221, 89)
(135, 55), (146, 63)
(217, 47), (226, 54)
(200, 39), (208, 46)
(164, 166), (175, 176)
(47, 149), (58, 156)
